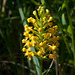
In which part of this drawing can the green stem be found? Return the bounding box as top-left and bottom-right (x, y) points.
(31, 0), (40, 6)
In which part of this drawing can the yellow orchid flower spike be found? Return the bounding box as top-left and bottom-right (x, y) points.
(22, 6), (60, 60)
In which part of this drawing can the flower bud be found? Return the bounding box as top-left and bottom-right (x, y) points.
(46, 9), (49, 14)
(48, 17), (53, 22)
(33, 10), (37, 16)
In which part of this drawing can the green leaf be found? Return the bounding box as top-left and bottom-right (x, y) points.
(31, 0), (40, 6)
(62, 3), (65, 10)
(67, 25), (72, 35)
(31, 47), (42, 75)
(61, 13), (67, 25)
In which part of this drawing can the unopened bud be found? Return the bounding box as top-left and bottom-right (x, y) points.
(33, 10), (37, 16)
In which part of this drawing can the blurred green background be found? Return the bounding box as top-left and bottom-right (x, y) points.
(0, 0), (75, 75)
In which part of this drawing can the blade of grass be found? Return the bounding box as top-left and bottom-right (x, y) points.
(4, 16), (19, 20)
(16, 0), (26, 26)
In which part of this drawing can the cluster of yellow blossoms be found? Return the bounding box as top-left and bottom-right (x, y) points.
(22, 6), (60, 60)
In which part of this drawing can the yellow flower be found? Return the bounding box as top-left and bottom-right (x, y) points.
(49, 54), (54, 59)
(37, 48), (45, 57)
(23, 32), (29, 36)
(53, 25), (58, 29)
(49, 53), (56, 60)
(49, 36), (60, 43)
(26, 41), (34, 48)
(39, 42), (43, 47)
(34, 27), (37, 30)
(25, 26), (33, 32)
(44, 33), (51, 39)
(22, 39), (26, 43)
(47, 22), (53, 27)
(25, 51), (34, 60)
(22, 48), (26, 52)
(29, 34), (33, 38)
(30, 36), (39, 41)
(27, 17), (32, 23)
(38, 28), (42, 32)
(27, 17), (36, 24)
(32, 19), (36, 24)
(48, 25), (58, 35)
(25, 24), (28, 28)
(49, 44), (57, 51)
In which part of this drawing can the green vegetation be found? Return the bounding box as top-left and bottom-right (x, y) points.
(0, 0), (75, 75)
